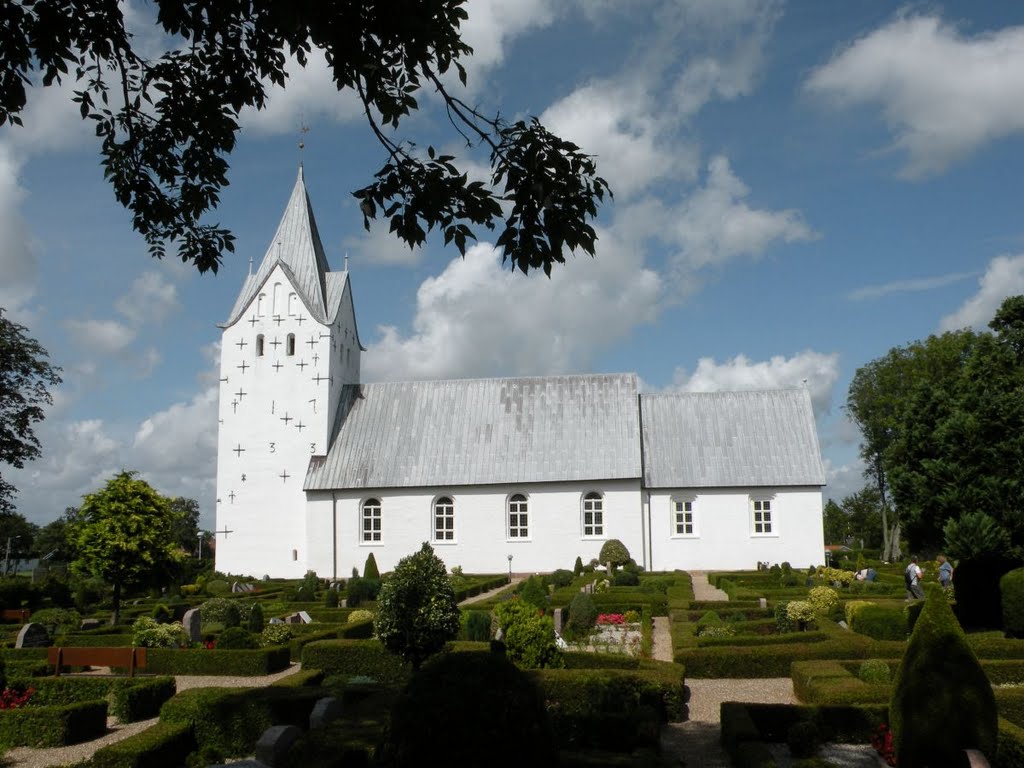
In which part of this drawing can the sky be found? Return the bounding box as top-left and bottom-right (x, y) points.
(5, 0), (1024, 533)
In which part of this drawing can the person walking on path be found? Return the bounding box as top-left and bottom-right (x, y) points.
(905, 556), (925, 600)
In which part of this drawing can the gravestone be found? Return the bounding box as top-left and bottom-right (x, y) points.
(552, 607), (564, 635)
(232, 582), (255, 593)
(759, 598), (767, 609)
(269, 616), (284, 624)
(309, 697), (342, 729)
(255, 724), (301, 767)
(16, 623), (49, 648)
(80, 618), (102, 631)
(297, 611), (313, 624)
(182, 608), (202, 644)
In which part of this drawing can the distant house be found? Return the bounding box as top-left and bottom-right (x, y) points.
(214, 168), (828, 579)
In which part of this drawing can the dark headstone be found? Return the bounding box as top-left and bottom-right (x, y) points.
(16, 623), (49, 648)
(182, 608), (202, 644)
(309, 697), (342, 729)
(255, 724), (302, 767)
(79, 619), (102, 631)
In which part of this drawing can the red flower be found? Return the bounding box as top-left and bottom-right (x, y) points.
(871, 723), (897, 766)
(596, 613), (625, 625)
(0, 687), (35, 709)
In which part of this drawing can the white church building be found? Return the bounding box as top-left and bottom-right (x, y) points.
(215, 168), (827, 580)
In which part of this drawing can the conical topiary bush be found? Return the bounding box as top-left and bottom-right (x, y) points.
(890, 582), (997, 767)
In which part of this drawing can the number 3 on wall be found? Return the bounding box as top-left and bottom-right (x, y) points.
(269, 442), (276, 453)
(310, 442), (316, 453)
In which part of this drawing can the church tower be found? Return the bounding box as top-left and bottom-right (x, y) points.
(215, 167), (363, 578)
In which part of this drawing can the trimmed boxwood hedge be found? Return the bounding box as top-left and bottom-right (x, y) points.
(89, 721), (197, 768)
(300, 639), (411, 684)
(145, 645), (290, 675)
(159, 685), (323, 757)
(20, 676), (176, 721)
(849, 604), (907, 641)
(0, 699), (108, 747)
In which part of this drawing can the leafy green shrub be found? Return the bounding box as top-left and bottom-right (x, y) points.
(891, 583), (997, 766)
(623, 609), (640, 624)
(785, 600), (815, 626)
(549, 569), (574, 588)
(151, 604), (172, 624)
(808, 586), (839, 615)
(323, 589), (339, 608)
(346, 577), (381, 607)
(461, 610), (492, 642)
(565, 592), (599, 640)
(132, 617), (188, 648)
(384, 651), (556, 768)
(199, 598), (240, 629)
(260, 624), (292, 647)
(573, 557), (584, 577)
(0, 699), (108, 747)
(845, 600), (873, 626)
(90, 720), (197, 768)
(850, 605), (906, 641)
(858, 659), (891, 684)
(363, 553), (380, 581)
(598, 540), (631, 569)
(612, 570), (639, 587)
(1002, 568), (1024, 638)
(29, 607), (81, 642)
(348, 609), (374, 624)
(517, 576), (548, 611)
(216, 627), (259, 650)
(786, 719), (820, 758)
(775, 602), (795, 633)
(493, 599), (563, 669)
(247, 603), (263, 633)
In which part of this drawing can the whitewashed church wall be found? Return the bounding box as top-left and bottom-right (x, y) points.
(646, 487), (825, 571)
(305, 479), (644, 578)
(215, 264), (335, 579)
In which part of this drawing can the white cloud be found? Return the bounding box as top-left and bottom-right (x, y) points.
(939, 254), (1024, 332)
(459, 0), (557, 82)
(667, 350), (840, 417)
(343, 221), (425, 267)
(64, 319), (136, 356)
(364, 235), (662, 382)
(848, 271), (976, 301)
(115, 271), (180, 324)
(541, 80), (700, 199)
(822, 456), (869, 504)
(805, 14), (1024, 178)
(0, 146), (37, 318)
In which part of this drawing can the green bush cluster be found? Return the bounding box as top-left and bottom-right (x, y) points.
(807, 586), (839, 615)
(565, 592), (599, 640)
(1003, 568), (1024, 638)
(198, 598), (240, 629)
(460, 610), (492, 642)
(28, 607), (81, 642)
(90, 721), (197, 768)
(216, 627), (259, 649)
(849, 604), (906, 641)
(300, 639), (411, 684)
(858, 659), (891, 684)
(132, 617), (188, 648)
(493, 599), (563, 669)
(145, 646), (290, 676)
(0, 699), (108, 747)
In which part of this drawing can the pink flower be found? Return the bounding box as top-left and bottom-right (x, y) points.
(596, 613), (625, 625)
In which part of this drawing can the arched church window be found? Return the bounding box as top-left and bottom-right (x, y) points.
(508, 494), (529, 539)
(288, 292), (297, 316)
(362, 499), (381, 542)
(272, 282), (281, 315)
(582, 492), (604, 537)
(256, 334), (264, 357)
(286, 334), (296, 356)
(433, 496), (455, 542)
(257, 293), (266, 316)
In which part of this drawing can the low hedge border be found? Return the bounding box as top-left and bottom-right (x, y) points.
(720, 701), (889, 768)
(1000, 717), (1024, 768)
(145, 645), (290, 675)
(696, 630), (829, 649)
(300, 639), (411, 684)
(0, 698), (108, 747)
(22, 675), (176, 721)
(159, 685), (324, 757)
(89, 720), (197, 768)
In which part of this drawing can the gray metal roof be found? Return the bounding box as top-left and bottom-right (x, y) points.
(224, 166), (336, 327)
(640, 388), (825, 488)
(304, 373), (642, 490)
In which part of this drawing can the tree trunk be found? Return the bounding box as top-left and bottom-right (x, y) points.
(112, 582), (121, 626)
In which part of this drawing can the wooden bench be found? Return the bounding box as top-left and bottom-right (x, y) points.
(47, 646), (148, 677)
(1, 609), (29, 623)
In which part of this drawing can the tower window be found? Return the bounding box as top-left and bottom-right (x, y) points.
(272, 282), (281, 315)
(288, 292), (297, 316)
(256, 334), (264, 357)
(257, 293), (266, 317)
(286, 334), (296, 356)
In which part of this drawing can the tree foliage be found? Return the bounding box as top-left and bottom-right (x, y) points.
(0, 311), (62, 514)
(847, 296), (1024, 557)
(2, 0), (610, 276)
(598, 538), (631, 569)
(69, 471), (185, 624)
(373, 542), (460, 670)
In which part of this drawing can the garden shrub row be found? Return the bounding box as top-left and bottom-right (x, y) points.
(696, 630), (830, 649)
(59, 633), (135, 647)
(159, 685), (324, 758)
(145, 645), (290, 675)
(720, 701), (888, 768)
(89, 721), (198, 768)
(0, 699), (108, 747)
(23, 675), (176, 721)
(301, 639), (412, 684)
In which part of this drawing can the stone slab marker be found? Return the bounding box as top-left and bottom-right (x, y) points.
(16, 623), (49, 648)
(182, 608), (202, 644)
(255, 724), (302, 767)
(552, 607), (564, 635)
(309, 697), (342, 729)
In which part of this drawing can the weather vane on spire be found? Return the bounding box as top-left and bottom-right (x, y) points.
(298, 115), (310, 163)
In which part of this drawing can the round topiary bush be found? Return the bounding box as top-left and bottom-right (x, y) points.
(598, 539), (631, 570)
(565, 592), (599, 640)
(384, 651), (556, 768)
(199, 598), (240, 629)
(216, 626), (259, 649)
(1001, 567), (1024, 638)
(549, 569), (574, 588)
(858, 659), (891, 684)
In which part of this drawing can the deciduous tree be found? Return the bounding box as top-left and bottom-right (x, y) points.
(2, 1), (611, 277)
(0, 310), (62, 514)
(69, 471), (185, 624)
(373, 542), (460, 670)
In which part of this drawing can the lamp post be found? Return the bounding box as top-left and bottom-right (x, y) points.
(507, 554), (513, 583)
(197, 532), (206, 560)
